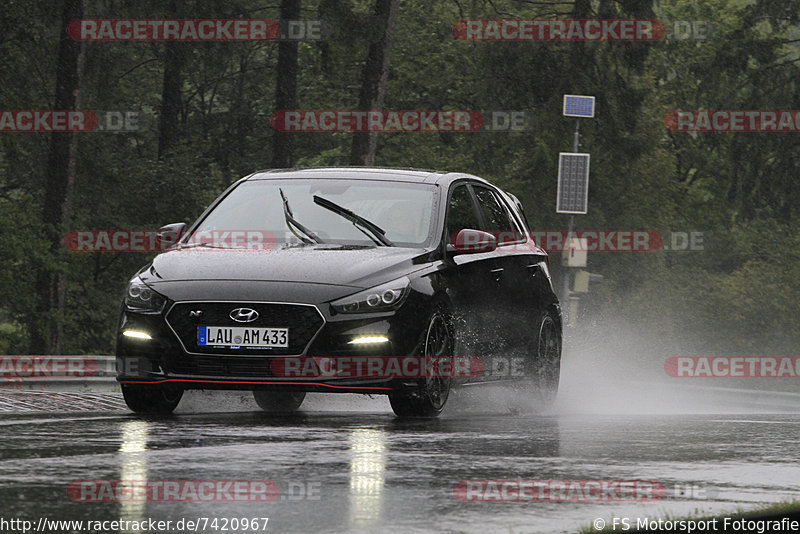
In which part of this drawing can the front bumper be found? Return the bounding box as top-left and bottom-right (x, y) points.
(116, 295), (432, 394)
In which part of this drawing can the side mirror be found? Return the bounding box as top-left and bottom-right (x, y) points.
(156, 222), (186, 250)
(447, 229), (498, 254)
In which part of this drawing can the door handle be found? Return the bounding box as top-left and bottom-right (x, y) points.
(490, 267), (504, 282)
(526, 264), (541, 277)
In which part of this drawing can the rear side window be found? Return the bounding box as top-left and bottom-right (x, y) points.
(446, 184), (482, 240)
(472, 186), (522, 244)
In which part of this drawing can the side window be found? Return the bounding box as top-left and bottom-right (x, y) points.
(472, 186), (521, 244)
(446, 184), (482, 241)
(505, 193), (530, 230)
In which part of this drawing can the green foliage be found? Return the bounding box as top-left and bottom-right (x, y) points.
(1, 0), (799, 355)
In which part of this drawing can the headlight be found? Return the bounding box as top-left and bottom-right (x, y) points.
(124, 277), (167, 314)
(331, 276), (410, 314)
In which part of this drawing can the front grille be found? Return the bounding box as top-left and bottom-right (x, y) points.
(166, 302), (325, 356)
(168, 356), (274, 377)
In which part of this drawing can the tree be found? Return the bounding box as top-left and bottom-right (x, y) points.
(30, 0), (85, 354)
(157, 0), (186, 159)
(349, 0), (399, 166)
(272, 0), (302, 167)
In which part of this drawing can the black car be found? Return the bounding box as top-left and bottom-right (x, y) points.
(116, 167), (562, 417)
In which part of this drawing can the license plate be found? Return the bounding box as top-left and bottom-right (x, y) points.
(198, 326), (289, 348)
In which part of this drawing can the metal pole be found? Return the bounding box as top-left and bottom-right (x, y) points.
(561, 214), (573, 324)
(561, 120), (581, 325)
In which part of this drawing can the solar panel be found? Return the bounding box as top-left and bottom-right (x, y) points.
(563, 95), (595, 118)
(556, 152), (590, 214)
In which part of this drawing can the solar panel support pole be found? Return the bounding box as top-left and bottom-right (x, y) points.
(561, 119), (580, 324)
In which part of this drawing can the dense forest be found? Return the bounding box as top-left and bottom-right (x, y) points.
(1, 0), (798, 357)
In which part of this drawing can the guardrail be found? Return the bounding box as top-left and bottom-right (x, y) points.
(3, 356), (800, 411)
(0, 355), (119, 392)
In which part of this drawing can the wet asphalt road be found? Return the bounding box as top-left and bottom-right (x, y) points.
(2, 387), (800, 534)
(3, 331), (800, 534)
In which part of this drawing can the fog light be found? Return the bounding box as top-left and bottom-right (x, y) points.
(123, 330), (152, 340)
(348, 335), (389, 345)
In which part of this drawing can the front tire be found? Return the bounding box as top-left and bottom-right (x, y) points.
(253, 390), (306, 413)
(527, 310), (561, 407)
(389, 309), (454, 417)
(534, 310), (561, 405)
(508, 309), (561, 413)
(121, 383), (183, 414)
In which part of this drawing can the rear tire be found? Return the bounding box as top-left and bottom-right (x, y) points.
(389, 309), (454, 418)
(253, 390), (306, 413)
(121, 383), (183, 414)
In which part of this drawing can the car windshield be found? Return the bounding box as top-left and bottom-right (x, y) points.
(190, 178), (438, 247)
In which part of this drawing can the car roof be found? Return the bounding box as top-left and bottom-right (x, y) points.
(244, 166), (491, 187)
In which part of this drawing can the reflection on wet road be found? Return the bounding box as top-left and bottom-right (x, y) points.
(2, 393), (800, 533)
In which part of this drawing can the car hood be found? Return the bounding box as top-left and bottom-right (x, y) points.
(139, 244), (434, 290)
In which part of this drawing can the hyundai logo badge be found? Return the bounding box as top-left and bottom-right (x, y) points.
(229, 307), (259, 323)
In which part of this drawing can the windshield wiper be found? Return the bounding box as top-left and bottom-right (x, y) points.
(280, 188), (322, 245)
(313, 195), (394, 247)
